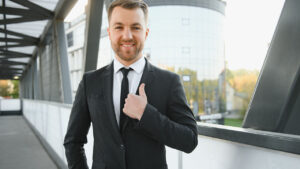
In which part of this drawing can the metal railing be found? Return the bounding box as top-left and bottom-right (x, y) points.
(22, 99), (300, 169)
(0, 98), (21, 115)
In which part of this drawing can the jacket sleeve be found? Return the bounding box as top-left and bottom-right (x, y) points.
(63, 74), (91, 169)
(137, 74), (198, 153)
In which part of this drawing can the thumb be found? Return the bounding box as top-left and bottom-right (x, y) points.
(139, 83), (147, 98)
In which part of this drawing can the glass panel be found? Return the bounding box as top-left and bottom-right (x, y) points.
(64, 0), (285, 127)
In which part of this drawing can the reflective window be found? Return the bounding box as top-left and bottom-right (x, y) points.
(67, 32), (74, 47)
(65, 0), (285, 127)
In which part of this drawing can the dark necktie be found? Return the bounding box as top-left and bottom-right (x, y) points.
(120, 67), (132, 132)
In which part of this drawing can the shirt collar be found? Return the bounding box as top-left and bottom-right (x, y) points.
(113, 56), (145, 74)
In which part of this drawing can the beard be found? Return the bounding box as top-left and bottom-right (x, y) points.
(112, 39), (143, 62)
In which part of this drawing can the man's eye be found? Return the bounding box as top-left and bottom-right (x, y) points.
(115, 27), (122, 29)
(133, 27), (140, 30)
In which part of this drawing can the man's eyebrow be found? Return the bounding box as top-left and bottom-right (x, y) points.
(132, 23), (142, 26)
(113, 22), (123, 26)
(112, 22), (142, 27)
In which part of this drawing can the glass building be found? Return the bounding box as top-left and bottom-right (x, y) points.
(66, 0), (226, 116)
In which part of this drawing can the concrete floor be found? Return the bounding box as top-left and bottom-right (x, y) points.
(0, 116), (57, 169)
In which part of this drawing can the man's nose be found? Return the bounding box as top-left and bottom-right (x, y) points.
(122, 28), (133, 39)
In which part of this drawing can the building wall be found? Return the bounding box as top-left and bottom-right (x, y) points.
(226, 82), (245, 118)
(145, 6), (225, 81)
(66, 3), (226, 114)
(66, 15), (86, 98)
(39, 35), (63, 102)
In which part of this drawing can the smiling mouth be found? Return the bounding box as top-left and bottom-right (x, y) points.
(121, 44), (135, 48)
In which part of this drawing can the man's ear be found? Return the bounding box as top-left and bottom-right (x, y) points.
(107, 27), (111, 39)
(145, 28), (149, 39)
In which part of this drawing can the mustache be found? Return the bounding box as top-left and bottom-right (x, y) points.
(119, 39), (136, 43)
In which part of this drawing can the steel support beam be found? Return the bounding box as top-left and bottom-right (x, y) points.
(19, 78), (23, 98)
(28, 64), (33, 99)
(0, 69), (23, 72)
(0, 71), (22, 74)
(0, 67), (24, 71)
(54, 0), (80, 20)
(0, 72), (22, 76)
(0, 28), (38, 41)
(0, 50), (32, 58)
(0, 37), (38, 44)
(0, 16), (50, 25)
(32, 59), (41, 99)
(0, 43), (36, 48)
(0, 60), (28, 65)
(2, 0), (8, 50)
(0, 63), (24, 68)
(0, 55), (29, 59)
(0, 75), (15, 79)
(0, 74), (22, 78)
(0, 7), (52, 18)
(104, 0), (112, 11)
(54, 21), (73, 103)
(10, 0), (54, 17)
(24, 0), (78, 84)
(243, 0), (300, 135)
(83, 0), (104, 72)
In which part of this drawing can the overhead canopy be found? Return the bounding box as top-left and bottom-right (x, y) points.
(0, 0), (77, 80)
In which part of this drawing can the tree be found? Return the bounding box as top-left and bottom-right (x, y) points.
(10, 80), (19, 98)
(226, 69), (259, 117)
(0, 80), (19, 98)
(0, 80), (11, 97)
(176, 68), (220, 114)
(162, 66), (227, 115)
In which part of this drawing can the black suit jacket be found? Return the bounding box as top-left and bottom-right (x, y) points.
(64, 59), (198, 169)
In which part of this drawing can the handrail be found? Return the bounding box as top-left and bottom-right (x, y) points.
(22, 99), (72, 109)
(22, 99), (300, 155)
(197, 122), (300, 155)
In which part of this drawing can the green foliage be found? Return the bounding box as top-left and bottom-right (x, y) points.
(176, 68), (220, 114)
(226, 68), (260, 118)
(0, 80), (19, 98)
(10, 80), (19, 98)
(164, 67), (259, 117)
(224, 118), (244, 127)
(0, 84), (10, 97)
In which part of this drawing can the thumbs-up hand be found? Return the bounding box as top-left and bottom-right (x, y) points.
(123, 83), (147, 120)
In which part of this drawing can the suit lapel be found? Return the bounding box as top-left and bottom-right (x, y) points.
(103, 62), (123, 143)
(121, 59), (155, 133)
(136, 59), (155, 95)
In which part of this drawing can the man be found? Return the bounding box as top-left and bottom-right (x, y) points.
(63, 0), (198, 169)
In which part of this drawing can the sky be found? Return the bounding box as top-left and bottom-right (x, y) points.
(65, 0), (87, 22)
(65, 0), (285, 71)
(224, 0), (285, 70)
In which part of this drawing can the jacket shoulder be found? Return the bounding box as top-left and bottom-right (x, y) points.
(83, 64), (111, 80)
(150, 63), (179, 79)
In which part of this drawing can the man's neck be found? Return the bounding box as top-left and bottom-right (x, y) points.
(116, 55), (143, 67)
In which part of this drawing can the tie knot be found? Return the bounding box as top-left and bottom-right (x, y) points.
(120, 67), (132, 77)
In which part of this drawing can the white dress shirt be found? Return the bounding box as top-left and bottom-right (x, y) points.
(113, 57), (145, 127)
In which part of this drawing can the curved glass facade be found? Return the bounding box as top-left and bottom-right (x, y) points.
(67, 2), (226, 116)
(145, 6), (225, 81)
(96, 4), (226, 115)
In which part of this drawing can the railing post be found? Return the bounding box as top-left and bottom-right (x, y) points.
(178, 151), (182, 169)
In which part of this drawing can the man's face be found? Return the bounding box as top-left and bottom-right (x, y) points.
(108, 7), (149, 65)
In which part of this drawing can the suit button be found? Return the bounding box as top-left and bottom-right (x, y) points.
(120, 144), (125, 150)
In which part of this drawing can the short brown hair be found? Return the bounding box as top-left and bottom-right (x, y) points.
(108, 0), (148, 22)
